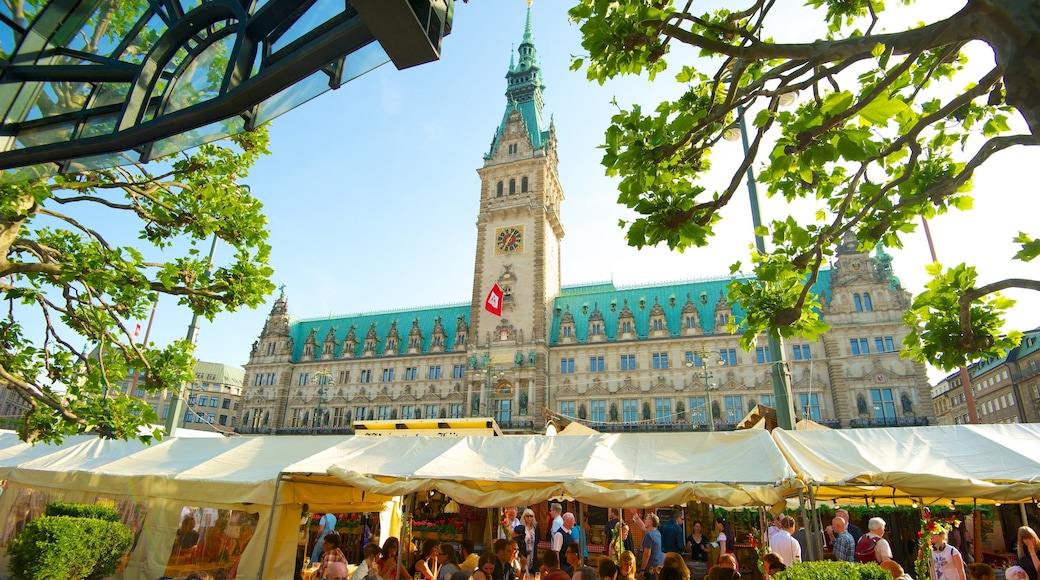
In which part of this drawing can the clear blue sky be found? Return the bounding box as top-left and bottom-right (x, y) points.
(130, 1), (1037, 383)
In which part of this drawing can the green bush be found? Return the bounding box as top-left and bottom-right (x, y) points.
(44, 502), (120, 523)
(774, 561), (890, 580)
(7, 512), (132, 580)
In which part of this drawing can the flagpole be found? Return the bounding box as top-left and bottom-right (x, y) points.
(127, 297), (159, 396)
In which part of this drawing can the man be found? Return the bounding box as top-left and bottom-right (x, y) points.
(553, 514), (578, 576)
(325, 561), (350, 580)
(767, 515), (782, 541)
(549, 503), (564, 539)
(573, 566), (600, 580)
(856, 517), (894, 564)
(659, 508), (685, 555)
(459, 539), (480, 573)
(500, 507), (522, 540)
(312, 512), (338, 564)
(606, 508), (621, 557)
(640, 513), (664, 580)
(770, 516), (801, 567)
(493, 538), (520, 580)
(540, 549), (570, 580)
(836, 509), (864, 543)
(831, 516), (856, 563)
(565, 543), (584, 578)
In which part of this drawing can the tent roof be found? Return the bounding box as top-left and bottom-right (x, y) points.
(773, 423), (1040, 504)
(326, 430), (798, 508)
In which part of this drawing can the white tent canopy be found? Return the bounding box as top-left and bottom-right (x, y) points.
(326, 430), (800, 508)
(773, 423), (1040, 504)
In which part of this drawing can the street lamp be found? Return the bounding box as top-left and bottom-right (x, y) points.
(686, 349), (726, 432)
(721, 101), (798, 431)
(470, 355), (505, 419)
(310, 367), (333, 434)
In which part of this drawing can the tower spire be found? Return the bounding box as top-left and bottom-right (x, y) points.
(485, 5), (548, 160)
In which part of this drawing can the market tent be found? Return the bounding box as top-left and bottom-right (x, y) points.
(772, 423), (1040, 504)
(326, 430), (800, 508)
(0, 434), (394, 580)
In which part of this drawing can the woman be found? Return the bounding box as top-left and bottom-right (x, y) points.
(761, 553), (785, 580)
(966, 563), (995, 580)
(930, 529), (966, 580)
(380, 537), (414, 580)
(659, 552), (690, 580)
(412, 539), (440, 580)
(318, 532), (348, 580)
(686, 521), (711, 563)
(1018, 526), (1040, 580)
(618, 550), (638, 580)
(355, 543), (385, 580)
(472, 554), (497, 580)
(714, 517), (736, 569)
(515, 508), (540, 579)
(437, 543), (460, 580)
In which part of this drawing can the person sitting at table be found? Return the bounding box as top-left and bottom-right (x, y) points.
(967, 563), (995, 580)
(318, 532), (348, 580)
(380, 536), (414, 580)
(412, 539), (441, 580)
(473, 553), (497, 580)
(171, 515), (200, 563)
(437, 543), (461, 580)
(326, 561), (350, 580)
(355, 543), (384, 580)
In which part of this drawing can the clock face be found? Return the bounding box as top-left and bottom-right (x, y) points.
(495, 225), (524, 253)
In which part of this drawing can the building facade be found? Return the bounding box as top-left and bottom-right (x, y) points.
(118, 360), (244, 434)
(932, 329), (1040, 425)
(237, 12), (935, 435)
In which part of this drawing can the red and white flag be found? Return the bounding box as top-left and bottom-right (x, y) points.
(133, 323), (142, 337)
(484, 283), (504, 317)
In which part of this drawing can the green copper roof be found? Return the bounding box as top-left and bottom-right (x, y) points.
(486, 6), (549, 159)
(549, 270), (834, 345)
(970, 328), (1040, 377)
(289, 303), (470, 362)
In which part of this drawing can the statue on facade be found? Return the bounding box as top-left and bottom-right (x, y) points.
(901, 393), (914, 415)
(472, 393), (480, 412)
(515, 351), (524, 367)
(856, 394), (868, 416)
(519, 392), (528, 415)
(609, 404), (618, 422)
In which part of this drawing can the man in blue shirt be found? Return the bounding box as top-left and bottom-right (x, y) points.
(640, 513), (664, 580)
(659, 508), (685, 555)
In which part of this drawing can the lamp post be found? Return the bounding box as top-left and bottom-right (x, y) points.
(310, 367), (333, 434)
(724, 104), (798, 431)
(470, 354), (504, 419)
(686, 348), (725, 432)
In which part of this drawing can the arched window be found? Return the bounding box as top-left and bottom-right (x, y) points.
(496, 181), (503, 197)
(853, 294), (863, 312)
(509, 179), (516, 195)
(521, 176), (528, 192)
(863, 292), (873, 311)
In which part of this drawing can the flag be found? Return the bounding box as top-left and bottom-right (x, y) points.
(484, 283), (504, 316)
(134, 323), (141, 337)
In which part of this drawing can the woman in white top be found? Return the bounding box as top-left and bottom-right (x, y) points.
(515, 508), (540, 579)
(930, 529), (966, 580)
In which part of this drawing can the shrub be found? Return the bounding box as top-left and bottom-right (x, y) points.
(774, 561), (890, 580)
(7, 510), (132, 580)
(44, 502), (120, 523)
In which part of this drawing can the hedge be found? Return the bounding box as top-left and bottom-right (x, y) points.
(7, 515), (132, 580)
(44, 503), (120, 523)
(774, 561), (890, 580)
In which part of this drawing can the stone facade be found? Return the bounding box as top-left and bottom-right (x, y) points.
(236, 13), (935, 435)
(119, 360), (243, 434)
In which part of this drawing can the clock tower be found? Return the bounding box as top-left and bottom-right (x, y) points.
(468, 7), (563, 420)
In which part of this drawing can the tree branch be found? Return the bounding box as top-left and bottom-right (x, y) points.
(959, 278), (1040, 348)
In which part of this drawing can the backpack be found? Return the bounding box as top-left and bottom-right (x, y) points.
(855, 535), (879, 563)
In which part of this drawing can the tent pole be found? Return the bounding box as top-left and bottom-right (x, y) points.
(256, 473), (287, 580)
(807, 485), (820, 562)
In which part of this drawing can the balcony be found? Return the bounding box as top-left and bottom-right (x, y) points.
(498, 419), (536, 431)
(848, 416), (930, 428)
(587, 421), (738, 433)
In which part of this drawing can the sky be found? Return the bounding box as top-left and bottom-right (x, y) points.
(118, 0), (1038, 384)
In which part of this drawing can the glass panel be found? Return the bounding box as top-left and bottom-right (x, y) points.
(15, 121), (75, 148)
(25, 81), (93, 120)
(66, 150), (139, 172)
(119, 11), (167, 65)
(253, 70), (327, 126)
(271, 0), (341, 54)
(0, 19), (22, 60)
(149, 116), (244, 158)
(92, 82), (130, 108)
(61, 0), (152, 58)
(163, 507), (259, 579)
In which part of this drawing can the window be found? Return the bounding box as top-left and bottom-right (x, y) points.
(854, 294), (863, 312)
(509, 179), (516, 194)
(870, 388), (896, 422)
(359, 370), (372, 383)
(560, 401), (575, 418)
(874, 336), (896, 353)
(591, 323), (602, 335)
(354, 407), (368, 421)
(188, 394), (197, 404)
(162, 406), (169, 419)
(724, 396), (743, 422)
(297, 373), (310, 386)
(760, 395), (776, 408)
(652, 318), (664, 331)
(253, 374), (262, 386)
(622, 399), (638, 422)
(494, 399), (512, 423)
(222, 398), (230, 409)
(496, 181), (503, 197)
(590, 356), (604, 372)
(405, 367), (417, 381)
(620, 354), (636, 371)
(425, 404), (439, 419)
(652, 353), (669, 369)
(428, 366), (441, 380)
(209, 397), (218, 408)
(134, 387), (145, 398)
(400, 405), (414, 419)
(863, 293), (873, 311)
(450, 404), (464, 418)
(791, 345), (811, 360)
(561, 358), (575, 374)
(721, 349), (738, 366)
(205, 413), (213, 424)
(621, 321), (632, 333)
(562, 326), (572, 337)
(684, 315), (696, 329)
(755, 347), (772, 364)
(521, 176), (528, 192)
(798, 393), (821, 420)
(378, 406), (391, 420)
(381, 368), (394, 382)
(849, 338), (870, 356)
(452, 364), (466, 379)
(689, 397), (706, 423)
(591, 400), (606, 422)
(655, 398), (672, 422)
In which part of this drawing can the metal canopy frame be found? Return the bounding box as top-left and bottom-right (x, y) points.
(0, 0), (453, 179)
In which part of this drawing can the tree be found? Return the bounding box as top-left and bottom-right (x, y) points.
(569, 0), (1039, 370)
(0, 127), (274, 443)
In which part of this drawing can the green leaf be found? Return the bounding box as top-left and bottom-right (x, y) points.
(858, 96), (907, 125)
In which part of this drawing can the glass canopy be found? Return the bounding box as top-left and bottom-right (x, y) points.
(0, 0), (454, 181)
